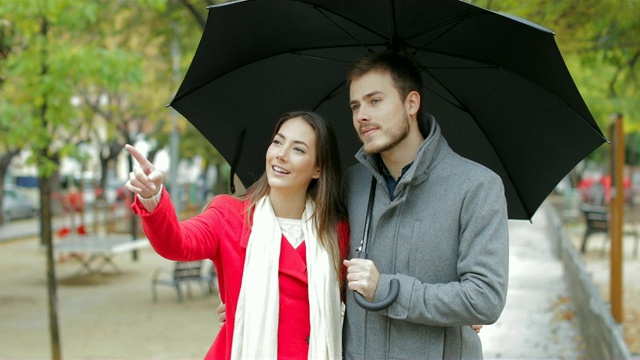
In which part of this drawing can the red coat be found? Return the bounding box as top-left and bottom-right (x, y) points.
(132, 189), (349, 359)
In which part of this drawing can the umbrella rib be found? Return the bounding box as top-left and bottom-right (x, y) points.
(311, 79), (348, 112)
(311, 6), (388, 52)
(170, 44), (375, 105)
(388, 0), (399, 51)
(405, 13), (487, 57)
(289, 46), (379, 64)
(414, 59), (472, 112)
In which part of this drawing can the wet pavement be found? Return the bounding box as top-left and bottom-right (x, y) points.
(480, 203), (585, 358)
(0, 201), (590, 358)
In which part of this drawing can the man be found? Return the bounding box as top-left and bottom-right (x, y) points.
(342, 52), (509, 359)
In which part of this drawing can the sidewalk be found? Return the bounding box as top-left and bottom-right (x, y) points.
(480, 202), (585, 358)
(0, 201), (586, 359)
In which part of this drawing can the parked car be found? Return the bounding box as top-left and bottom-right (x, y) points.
(2, 186), (39, 221)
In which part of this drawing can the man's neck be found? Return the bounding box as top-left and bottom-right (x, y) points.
(380, 129), (424, 179)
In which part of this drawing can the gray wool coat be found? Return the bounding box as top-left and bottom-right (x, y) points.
(343, 115), (509, 359)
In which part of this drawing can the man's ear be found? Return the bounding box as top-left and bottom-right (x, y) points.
(405, 90), (420, 117)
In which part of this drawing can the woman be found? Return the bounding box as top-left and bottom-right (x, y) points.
(125, 111), (349, 359)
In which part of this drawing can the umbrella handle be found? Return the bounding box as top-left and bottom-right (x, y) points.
(354, 279), (400, 311)
(352, 250), (400, 311)
(353, 177), (399, 311)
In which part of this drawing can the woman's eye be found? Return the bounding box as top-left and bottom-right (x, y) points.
(272, 139), (281, 145)
(294, 147), (305, 153)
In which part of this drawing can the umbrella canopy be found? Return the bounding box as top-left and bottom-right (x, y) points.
(170, 0), (606, 220)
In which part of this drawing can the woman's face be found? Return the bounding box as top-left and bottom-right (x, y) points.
(265, 117), (320, 195)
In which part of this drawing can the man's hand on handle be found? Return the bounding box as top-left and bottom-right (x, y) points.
(343, 258), (381, 302)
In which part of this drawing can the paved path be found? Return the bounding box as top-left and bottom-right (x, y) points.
(1, 202), (586, 358)
(480, 202), (585, 358)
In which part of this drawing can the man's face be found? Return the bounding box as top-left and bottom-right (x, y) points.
(349, 70), (411, 155)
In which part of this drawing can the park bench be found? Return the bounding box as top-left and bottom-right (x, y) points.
(151, 260), (218, 302)
(580, 204), (639, 258)
(54, 235), (150, 275)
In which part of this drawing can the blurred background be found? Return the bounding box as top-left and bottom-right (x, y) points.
(0, 0), (638, 225)
(0, 0), (638, 358)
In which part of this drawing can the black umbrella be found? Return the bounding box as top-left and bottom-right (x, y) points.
(169, 0), (606, 308)
(170, 0), (605, 221)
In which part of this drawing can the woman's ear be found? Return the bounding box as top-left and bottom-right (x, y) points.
(313, 168), (321, 179)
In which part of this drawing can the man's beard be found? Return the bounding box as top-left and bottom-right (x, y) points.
(362, 111), (411, 155)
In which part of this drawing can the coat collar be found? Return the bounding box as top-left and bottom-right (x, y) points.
(355, 113), (448, 197)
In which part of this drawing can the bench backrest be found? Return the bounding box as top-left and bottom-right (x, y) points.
(581, 204), (609, 231)
(173, 261), (203, 281)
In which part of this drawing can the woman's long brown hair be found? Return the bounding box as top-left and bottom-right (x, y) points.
(241, 111), (347, 286)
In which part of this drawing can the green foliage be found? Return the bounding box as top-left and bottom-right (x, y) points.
(0, 0), (225, 182)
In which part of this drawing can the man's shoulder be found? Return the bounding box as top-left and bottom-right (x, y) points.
(441, 149), (501, 182)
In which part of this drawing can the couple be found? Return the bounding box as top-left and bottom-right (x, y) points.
(126, 52), (509, 359)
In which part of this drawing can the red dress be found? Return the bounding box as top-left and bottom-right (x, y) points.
(131, 189), (349, 359)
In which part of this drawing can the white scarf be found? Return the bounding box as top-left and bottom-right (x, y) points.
(231, 196), (342, 359)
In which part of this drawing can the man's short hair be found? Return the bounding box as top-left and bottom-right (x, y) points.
(347, 52), (423, 113)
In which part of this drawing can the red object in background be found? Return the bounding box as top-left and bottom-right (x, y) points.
(578, 174), (632, 204)
(55, 189), (87, 239)
(58, 227), (70, 238)
(67, 189), (84, 212)
(577, 177), (595, 192)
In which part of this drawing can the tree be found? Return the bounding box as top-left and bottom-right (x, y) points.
(0, 0), (177, 357)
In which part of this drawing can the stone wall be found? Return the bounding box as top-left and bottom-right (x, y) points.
(545, 203), (633, 359)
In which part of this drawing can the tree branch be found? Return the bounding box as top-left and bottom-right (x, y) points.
(179, 0), (207, 29)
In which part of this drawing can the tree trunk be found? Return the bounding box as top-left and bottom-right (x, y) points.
(40, 173), (62, 359)
(39, 11), (62, 359)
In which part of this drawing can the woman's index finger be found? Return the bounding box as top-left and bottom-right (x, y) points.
(125, 144), (153, 169)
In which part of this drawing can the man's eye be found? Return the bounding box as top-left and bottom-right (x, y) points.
(351, 104), (359, 112)
(371, 98), (381, 104)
